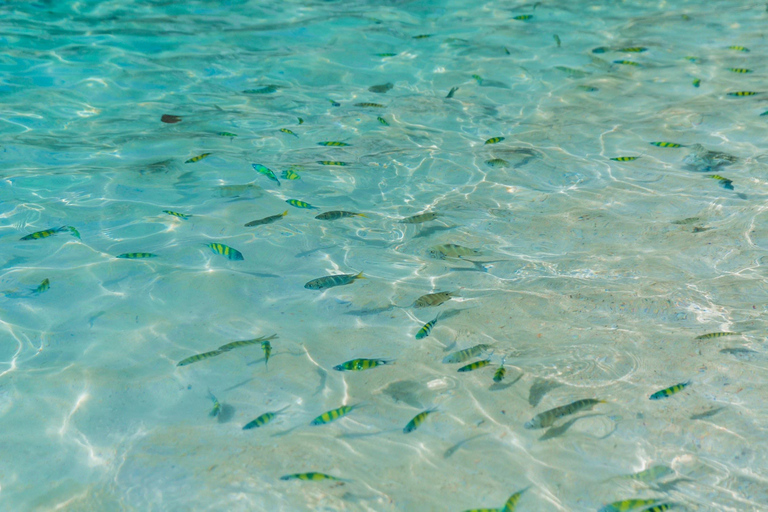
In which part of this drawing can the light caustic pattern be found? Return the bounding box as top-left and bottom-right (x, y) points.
(1, 0), (768, 511)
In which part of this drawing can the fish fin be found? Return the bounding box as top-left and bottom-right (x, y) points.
(354, 271), (365, 280)
(357, 213), (367, 217)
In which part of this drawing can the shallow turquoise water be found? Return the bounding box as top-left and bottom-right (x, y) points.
(3, 0), (768, 510)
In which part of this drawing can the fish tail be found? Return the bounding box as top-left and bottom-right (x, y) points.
(354, 271), (365, 280)
(281, 210), (288, 216)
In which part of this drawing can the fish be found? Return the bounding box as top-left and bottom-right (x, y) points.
(485, 137), (505, 145)
(413, 34), (433, 39)
(684, 56), (699, 62)
(377, 116), (389, 126)
(649, 381), (690, 400)
(598, 499), (661, 512)
(206, 243), (244, 261)
(245, 211), (287, 227)
(458, 359), (492, 372)
(280, 472), (342, 481)
(209, 392), (221, 418)
(376, 53), (397, 57)
(177, 349), (226, 367)
(692, 78), (701, 87)
(305, 272), (364, 290)
(317, 141), (350, 146)
(493, 358), (506, 383)
(243, 85), (278, 94)
(354, 103), (384, 108)
(164, 210), (191, 219)
(413, 290), (458, 308)
(428, 244), (482, 259)
(727, 91), (760, 96)
(262, 340), (272, 368)
(185, 153), (211, 163)
(553, 34), (561, 47)
(116, 253), (158, 259)
(252, 164), (281, 186)
(217, 334), (278, 353)
(446, 86), (459, 99)
(639, 504), (676, 512)
(728, 68), (753, 73)
(218, 132), (237, 137)
(310, 404), (358, 425)
(33, 278), (50, 295)
(555, 66), (590, 77)
(443, 344), (492, 364)
(501, 488), (528, 511)
(333, 358), (392, 371)
(611, 156), (640, 161)
(315, 211), (366, 221)
(699, 330), (742, 340)
(403, 408), (437, 433)
(64, 226), (81, 239)
(706, 174), (734, 190)
(415, 315), (439, 340)
(414, 225), (458, 239)
(280, 128), (299, 137)
(524, 398), (606, 429)
(316, 161), (349, 166)
(298, 117), (304, 124)
(399, 212), (438, 224)
(621, 465), (673, 483)
(286, 199), (319, 209)
(369, 83), (393, 93)
(513, 14), (533, 20)
(690, 406), (725, 420)
(161, 114), (182, 123)
(20, 226), (68, 240)
(243, 408), (285, 430)
(618, 47), (647, 52)
(328, 99), (341, 107)
(614, 60), (641, 66)
(649, 142), (683, 148)
(281, 169), (300, 180)
(486, 158), (509, 167)
(592, 47), (610, 53)
(727, 45), (750, 51)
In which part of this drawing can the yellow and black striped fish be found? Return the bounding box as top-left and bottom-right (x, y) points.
(618, 47), (647, 52)
(354, 103), (384, 108)
(333, 358), (392, 371)
(611, 156), (640, 161)
(458, 359), (492, 372)
(525, 398), (606, 429)
(286, 199), (319, 209)
(116, 253), (158, 259)
(163, 210), (191, 219)
(20, 226), (67, 240)
(501, 487), (529, 512)
(598, 498), (660, 512)
(243, 409), (282, 430)
(650, 142), (683, 148)
(553, 34), (561, 47)
(613, 60), (640, 66)
(245, 211), (287, 227)
(280, 472), (343, 481)
(413, 34), (433, 39)
(281, 169), (300, 180)
(33, 278), (50, 295)
(206, 243), (244, 261)
(262, 340), (272, 367)
(218, 132), (237, 138)
(413, 290), (459, 308)
(177, 349), (226, 367)
(305, 272), (364, 290)
(512, 14), (533, 20)
(639, 504), (676, 512)
(649, 381), (690, 400)
(208, 392), (221, 418)
(185, 153), (211, 163)
(378, 116), (389, 126)
(486, 158), (509, 167)
(217, 334), (278, 353)
(310, 404), (358, 425)
(316, 160), (349, 166)
(315, 211), (366, 221)
(484, 136), (505, 145)
(443, 344), (492, 364)
(695, 331), (741, 340)
(280, 128), (299, 137)
(727, 45), (749, 52)
(728, 68), (753, 73)
(415, 314), (441, 340)
(400, 212), (438, 224)
(493, 358), (506, 383)
(727, 91), (760, 96)
(317, 141), (350, 146)
(403, 408), (436, 433)
(692, 78), (701, 88)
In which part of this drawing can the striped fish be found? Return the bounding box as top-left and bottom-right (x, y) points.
(243, 408), (287, 430)
(649, 381), (690, 400)
(333, 358), (392, 371)
(206, 243), (244, 261)
(185, 153), (211, 163)
(458, 359), (492, 372)
(317, 141), (350, 146)
(116, 253), (158, 259)
(315, 211), (366, 221)
(695, 332), (741, 340)
(524, 398), (606, 429)
(310, 404), (359, 425)
(484, 136), (505, 145)
(304, 272), (364, 290)
(177, 349), (225, 367)
(252, 164), (281, 186)
(245, 211), (287, 227)
(20, 226), (68, 240)
(164, 210), (191, 219)
(217, 334), (278, 352)
(280, 472), (343, 481)
(598, 499), (660, 512)
(443, 344), (492, 364)
(403, 408), (437, 433)
(400, 212), (438, 224)
(286, 199), (319, 209)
